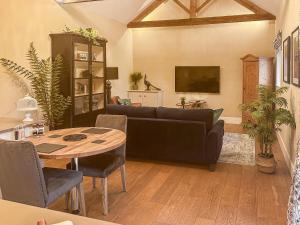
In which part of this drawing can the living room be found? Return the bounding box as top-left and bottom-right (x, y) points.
(0, 0), (299, 225)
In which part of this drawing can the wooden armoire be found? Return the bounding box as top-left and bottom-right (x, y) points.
(241, 54), (274, 122)
(50, 33), (107, 128)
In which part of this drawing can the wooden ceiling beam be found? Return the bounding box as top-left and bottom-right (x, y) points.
(58, 0), (103, 4)
(233, 0), (275, 18)
(190, 0), (197, 18)
(131, 0), (167, 22)
(196, 0), (213, 13)
(173, 0), (190, 14)
(127, 13), (275, 28)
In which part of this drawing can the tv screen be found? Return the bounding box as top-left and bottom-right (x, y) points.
(175, 66), (220, 93)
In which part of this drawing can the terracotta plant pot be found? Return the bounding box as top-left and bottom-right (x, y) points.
(131, 83), (138, 90)
(256, 156), (277, 174)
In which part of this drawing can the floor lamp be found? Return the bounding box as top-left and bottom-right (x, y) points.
(106, 67), (119, 104)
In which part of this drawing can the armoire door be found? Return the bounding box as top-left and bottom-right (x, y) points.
(242, 55), (259, 122)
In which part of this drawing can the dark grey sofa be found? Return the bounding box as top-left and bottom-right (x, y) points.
(106, 105), (224, 170)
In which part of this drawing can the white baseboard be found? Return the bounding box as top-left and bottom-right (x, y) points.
(220, 117), (242, 124)
(276, 131), (294, 175)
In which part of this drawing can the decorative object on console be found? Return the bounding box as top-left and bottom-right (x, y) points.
(0, 43), (71, 130)
(190, 100), (207, 109)
(176, 98), (206, 109)
(176, 97), (191, 109)
(180, 97), (186, 108)
(291, 27), (300, 86)
(144, 74), (161, 91)
(17, 95), (38, 123)
(241, 85), (295, 174)
(130, 72), (143, 90)
(106, 67), (119, 104)
(283, 36), (291, 84)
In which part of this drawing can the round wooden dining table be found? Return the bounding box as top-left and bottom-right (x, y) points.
(27, 127), (126, 212)
(28, 127), (126, 160)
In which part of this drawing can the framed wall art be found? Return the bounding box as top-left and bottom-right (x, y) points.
(291, 27), (300, 86)
(283, 36), (291, 84)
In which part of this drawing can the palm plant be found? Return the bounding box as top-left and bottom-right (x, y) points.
(241, 85), (295, 159)
(130, 72), (143, 90)
(0, 43), (71, 130)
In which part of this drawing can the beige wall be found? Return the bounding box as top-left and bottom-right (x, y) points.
(0, 0), (133, 119)
(132, 1), (275, 117)
(276, 0), (300, 171)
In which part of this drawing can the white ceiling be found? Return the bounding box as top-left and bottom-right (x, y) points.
(60, 0), (282, 24)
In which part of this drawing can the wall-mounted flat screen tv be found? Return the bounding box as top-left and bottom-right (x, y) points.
(175, 66), (220, 93)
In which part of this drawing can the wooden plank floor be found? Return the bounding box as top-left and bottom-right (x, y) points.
(46, 124), (291, 225)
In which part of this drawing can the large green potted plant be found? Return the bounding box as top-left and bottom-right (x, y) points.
(129, 72), (143, 90)
(0, 43), (71, 130)
(241, 85), (295, 174)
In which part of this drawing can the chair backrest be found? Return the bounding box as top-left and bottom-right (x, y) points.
(95, 114), (127, 157)
(0, 140), (48, 207)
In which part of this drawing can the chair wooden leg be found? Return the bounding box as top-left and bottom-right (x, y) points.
(120, 164), (127, 192)
(101, 177), (108, 215)
(77, 183), (86, 216)
(65, 191), (71, 210)
(92, 177), (96, 189)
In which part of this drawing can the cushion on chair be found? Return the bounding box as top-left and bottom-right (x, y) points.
(67, 153), (125, 178)
(43, 167), (83, 205)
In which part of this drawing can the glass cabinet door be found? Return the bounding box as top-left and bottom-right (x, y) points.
(92, 45), (104, 62)
(92, 94), (104, 111)
(73, 43), (105, 115)
(91, 45), (105, 111)
(74, 96), (89, 115)
(74, 43), (89, 61)
(74, 42), (90, 115)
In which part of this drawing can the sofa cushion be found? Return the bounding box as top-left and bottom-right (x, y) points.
(106, 104), (156, 118)
(156, 107), (214, 131)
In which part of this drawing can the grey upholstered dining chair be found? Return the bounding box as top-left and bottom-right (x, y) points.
(67, 114), (127, 215)
(0, 140), (86, 216)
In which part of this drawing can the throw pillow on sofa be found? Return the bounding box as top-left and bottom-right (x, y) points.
(118, 98), (132, 106)
(213, 108), (224, 124)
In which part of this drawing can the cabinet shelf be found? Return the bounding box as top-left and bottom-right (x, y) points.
(74, 59), (88, 62)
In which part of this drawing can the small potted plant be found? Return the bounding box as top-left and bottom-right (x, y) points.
(241, 85), (295, 174)
(180, 97), (186, 108)
(129, 72), (143, 90)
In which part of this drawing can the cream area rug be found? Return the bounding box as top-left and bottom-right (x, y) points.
(218, 132), (256, 166)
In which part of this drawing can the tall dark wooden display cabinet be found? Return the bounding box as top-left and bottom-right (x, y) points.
(50, 33), (107, 128)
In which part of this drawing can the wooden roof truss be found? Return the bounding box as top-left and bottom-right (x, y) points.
(127, 0), (276, 28)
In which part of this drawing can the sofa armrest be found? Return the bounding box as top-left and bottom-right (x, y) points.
(206, 120), (225, 163)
